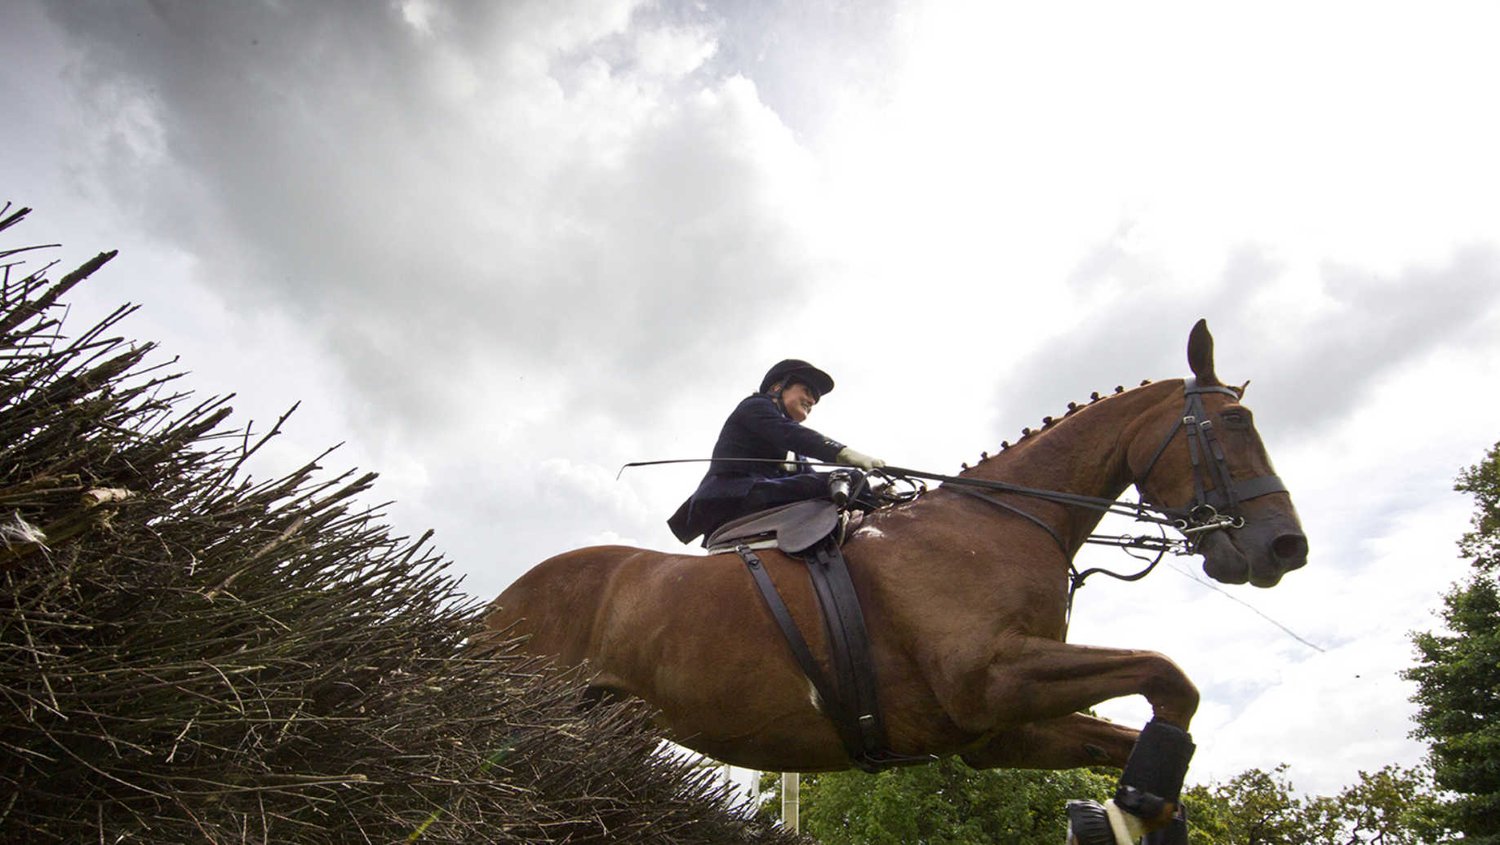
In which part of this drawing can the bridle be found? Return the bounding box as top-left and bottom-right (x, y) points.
(621, 380), (1290, 559)
(1132, 379), (1288, 534)
(886, 380), (1286, 545)
(890, 379), (1289, 615)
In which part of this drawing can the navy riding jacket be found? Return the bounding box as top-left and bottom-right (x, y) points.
(667, 393), (846, 544)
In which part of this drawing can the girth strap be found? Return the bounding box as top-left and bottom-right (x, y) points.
(736, 542), (933, 773)
(738, 545), (847, 749)
(805, 540), (885, 764)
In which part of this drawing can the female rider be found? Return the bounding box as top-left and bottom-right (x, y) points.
(667, 359), (884, 546)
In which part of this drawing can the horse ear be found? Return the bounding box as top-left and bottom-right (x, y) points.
(1187, 319), (1221, 386)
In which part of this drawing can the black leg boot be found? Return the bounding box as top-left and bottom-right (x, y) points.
(1066, 800), (1116, 845)
(1064, 720), (1195, 845)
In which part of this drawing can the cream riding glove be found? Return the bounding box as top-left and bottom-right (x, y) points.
(836, 447), (886, 470)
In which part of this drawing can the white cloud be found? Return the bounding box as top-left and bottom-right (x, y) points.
(633, 24), (718, 77)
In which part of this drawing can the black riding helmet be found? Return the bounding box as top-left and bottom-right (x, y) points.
(759, 359), (835, 399)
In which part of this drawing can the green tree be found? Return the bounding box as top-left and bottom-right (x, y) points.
(1304, 765), (1448, 845)
(1405, 441), (1500, 843)
(763, 757), (1114, 845)
(765, 759), (1446, 844)
(1182, 765), (1306, 845)
(1455, 440), (1500, 573)
(1181, 764), (1444, 845)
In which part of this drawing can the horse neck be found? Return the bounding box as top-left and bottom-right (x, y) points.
(952, 380), (1184, 553)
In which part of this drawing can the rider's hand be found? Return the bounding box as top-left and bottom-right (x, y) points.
(837, 447), (886, 470)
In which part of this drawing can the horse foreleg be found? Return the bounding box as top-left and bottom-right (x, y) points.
(976, 638), (1200, 729)
(959, 713), (1140, 770)
(962, 639), (1198, 845)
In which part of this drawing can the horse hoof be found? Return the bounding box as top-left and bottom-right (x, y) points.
(1065, 800), (1113, 845)
(1066, 800), (1146, 845)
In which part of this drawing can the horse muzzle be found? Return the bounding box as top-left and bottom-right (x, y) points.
(1199, 519), (1308, 588)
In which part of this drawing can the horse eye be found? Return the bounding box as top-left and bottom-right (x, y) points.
(1220, 409), (1252, 429)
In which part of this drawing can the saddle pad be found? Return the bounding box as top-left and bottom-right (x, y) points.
(705, 499), (839, 554)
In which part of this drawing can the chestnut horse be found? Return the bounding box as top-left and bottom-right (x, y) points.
(486, 321), (1306, 836)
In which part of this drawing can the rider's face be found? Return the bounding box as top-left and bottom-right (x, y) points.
(779, 382), (818, 422)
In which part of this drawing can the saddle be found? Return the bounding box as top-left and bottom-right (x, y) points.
(713, 498), (932, 772)
(705, 499), (841, 554)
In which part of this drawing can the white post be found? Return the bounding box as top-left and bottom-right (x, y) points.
(781, 772), (800, 833)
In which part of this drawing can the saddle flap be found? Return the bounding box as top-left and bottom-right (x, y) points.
(705, 499), (839, 554)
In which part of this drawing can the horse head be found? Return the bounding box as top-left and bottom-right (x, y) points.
(1131, 320), (1308, 588)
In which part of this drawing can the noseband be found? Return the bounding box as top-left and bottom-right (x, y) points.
(1134, 380), (1288, 535)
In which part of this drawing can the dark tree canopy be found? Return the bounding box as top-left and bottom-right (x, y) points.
(1182, 765), (1306, 845)
(764, 757), (1115, 845)
(1455, 440), (1500, 573)
(1184, 764), (1444, 845)
(768, 758), (1443, 845)
(1403, 440), (1500, 844)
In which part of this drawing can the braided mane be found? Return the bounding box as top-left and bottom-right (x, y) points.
(957, 380), (1159, 472)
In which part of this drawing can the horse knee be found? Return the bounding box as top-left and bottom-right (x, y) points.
(1140, 653), (1199, 724)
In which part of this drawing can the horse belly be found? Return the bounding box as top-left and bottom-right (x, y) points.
(593, 557), (852, 764)
(490, 546), (908, 771)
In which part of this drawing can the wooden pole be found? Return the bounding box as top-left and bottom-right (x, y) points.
(781, 772), (799, 833)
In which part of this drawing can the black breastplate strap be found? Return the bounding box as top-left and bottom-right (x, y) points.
(737, 542), (933, 772)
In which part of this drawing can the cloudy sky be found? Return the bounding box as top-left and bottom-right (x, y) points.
(5, 0), (1499, 797)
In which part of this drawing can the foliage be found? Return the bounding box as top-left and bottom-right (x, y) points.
(1306, 765), (1449, 845)
(1184, 764), (1445, 845)
(0, 204), (807, 844)
(1455, 440), (1500, 573)
(759, 757), (1115, 845)
(763, 756), (1446, 844)
(1404, 440), (1500, 844)
(1183, 765), (1305, 845)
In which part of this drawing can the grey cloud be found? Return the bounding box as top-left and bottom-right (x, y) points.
(404, 452), (678, 600)
(997, 231), (1500, 443)
(40, 0), (830, 441)
(1261, 246), (1500, 422)
(684, 0), (907, 139)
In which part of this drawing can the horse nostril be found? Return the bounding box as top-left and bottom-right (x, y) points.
(1273, 533), (1308, 567)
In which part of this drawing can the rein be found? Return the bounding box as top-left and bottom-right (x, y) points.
(619, 380), (1287, 608)
(882, 383), (1282, 534)
(876, 465), (1182, 620)
(890, 379), (1287, 616)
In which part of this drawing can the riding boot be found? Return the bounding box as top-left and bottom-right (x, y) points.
(1067, 720), (1194, 845)
(829, 469), (882, 509)
(827, 470), (857, 507)
(1065, 800), (1145, 845)
(1067, 802), (1187, 845)
(1066, 800), (1112, 845)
